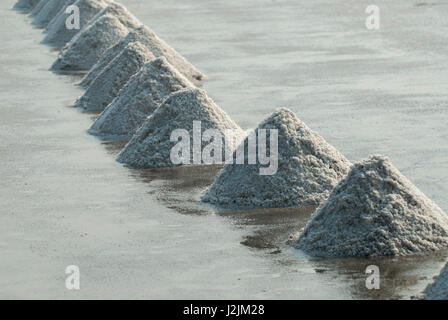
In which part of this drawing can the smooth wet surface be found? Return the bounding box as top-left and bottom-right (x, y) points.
(1, 0), (448, 299)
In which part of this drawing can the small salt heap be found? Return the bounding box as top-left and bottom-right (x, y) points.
(32, 0), (74, 29)
(89, 56), (194, 139)
(13, 0), (40, 12)
(76, 41), (154, 111)
(201, 108), (351, 209)
(30, 0), (50, 17)
(295, 155), (448, 258)
(51, 1), (140, 71)
(43, 0), (110, 47)
(79, 25), (205, 88)
(117, 88), (244, 168)
(423, 262), (448, 300)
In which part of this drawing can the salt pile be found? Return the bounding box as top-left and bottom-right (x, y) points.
(30, 0), (50, 16)
(51, 2), (141, 71)
(32, 0), (74, 29)
(295, 155), (448, 258)
(13, 0), (40, 12)
(201, 108), (351, 208)
(423, 262), (448, 300)
(89, 57), (194, 139)
(76, 41), (154, 111)
(43, 0), (110, 47)
(79, 25), (205, 88)
(117, 88), (244, 168)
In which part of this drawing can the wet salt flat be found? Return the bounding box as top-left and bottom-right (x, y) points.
(1, 0), (448, 299)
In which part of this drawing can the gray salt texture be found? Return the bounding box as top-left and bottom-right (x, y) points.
(79, 25), (205, 88)
(30, 0), (50, 16)
(32, 0), (74, 28)
(423, 263), (448, 300)
(117, 88), (244, 168)
(43, 0), (110, 47)
(89, 56), (194, 139)
(76, 41), (154, 111)
(51, 13), (129, 72)
(295, 155), (448, 258)
(201, 108), (351, 209)
(13, 0), (40, 12)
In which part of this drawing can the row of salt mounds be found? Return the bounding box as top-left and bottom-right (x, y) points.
(30, 0), (50, 17)
(79, 25), (205, 87)
(294, 155), (448, 258)
(117, 88), (244, 168)
(13, 0), (41, 12)
(76, 41), (154, 111)
(201, 108), (351, 209)
(32, 0), (74, 29)
(423, 262), (448, 300)
(51, 1), (141, 72)
(89, 57), (194, 140)
(43, 0), (110, 47)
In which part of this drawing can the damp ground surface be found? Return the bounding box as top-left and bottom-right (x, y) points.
(1, 0), (448, 299)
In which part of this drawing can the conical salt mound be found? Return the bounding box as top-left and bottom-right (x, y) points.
(30, 0), (50, 17)
(50, 13), (129, 72)
(76, 41), (155, 111)
(32, 0), (74, 29)
(295, 155), (448, 258)
(43, 0), (110, 47)
(89, 57), (194, 139)
(117, 88), (244, 168)
(79, 25), (205, 88)
(423, 263), (448, 300)
(201, 108), (351, 209)
(13, 0), (40, 12)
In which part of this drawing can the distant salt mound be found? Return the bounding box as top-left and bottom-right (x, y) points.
(32, 0), (74, 29)
(51, 2), (140, 71)
(50, 13), (129, 72)
(423, 262), (448, 300)
(295, 155), (448, 258)
(79, 25), (205, 88)
(89, 57), (194, 139)
(13, 0), (40, 12)
(76, 41), (154, 111)
(30, 0), (50, 16)
(117, 88), (243, 168)
(43, 0), (110, 47)
(201, 108), (351, 209)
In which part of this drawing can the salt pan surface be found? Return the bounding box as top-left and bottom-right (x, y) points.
(423, 262), (448, 300)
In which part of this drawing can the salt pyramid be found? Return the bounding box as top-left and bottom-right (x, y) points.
(201, 108), (351, 208)
(50, 13), (129, 72)
(79, 25), (205, 88)
(30, 0), (50, 17)
(423, 262), (448, 300)
(89, 57), (194, 139)
(117, 88), (244, 168)
(51, 2), (140, 71)
(32, 0), (74, 28)
(13, 0), (40, 12)
(76, 41), (154, 111)
(43, 0), (110, 47)
(295, 155), (448, 258)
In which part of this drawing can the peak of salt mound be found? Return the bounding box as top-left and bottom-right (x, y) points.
(79, 25), (205, 88)
(43, 0), (110, 47)
(30, 0), (50, 17)
(89, 56), (194, 140)
(32, 0), (74, 29)
(295, 155), (448, 258)
(51, 13), (129, 72)
(76, 41), (154, 111)
(423, 262), (448, 300)
(13, 0), (40, 12)
(201, 108), (351, 209)
(117, 88), (244, 168)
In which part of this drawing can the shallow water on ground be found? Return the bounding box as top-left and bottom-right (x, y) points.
(1, 0), (448, 299)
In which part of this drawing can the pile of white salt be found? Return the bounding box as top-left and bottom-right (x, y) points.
(43, 0), (110, 47)
(89, 56), (194, 139)
(32, 0), (74, 29)
(76, 41), (154, 111)
(201, 108), (351, 209)
(295, 155), (448, 258)
(13, 0), (41, 12)
(117, 88), (244, 168)
(423, 262), (448, 300)
(30, 0), (50, 17)
(79, 25), (205, 88)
